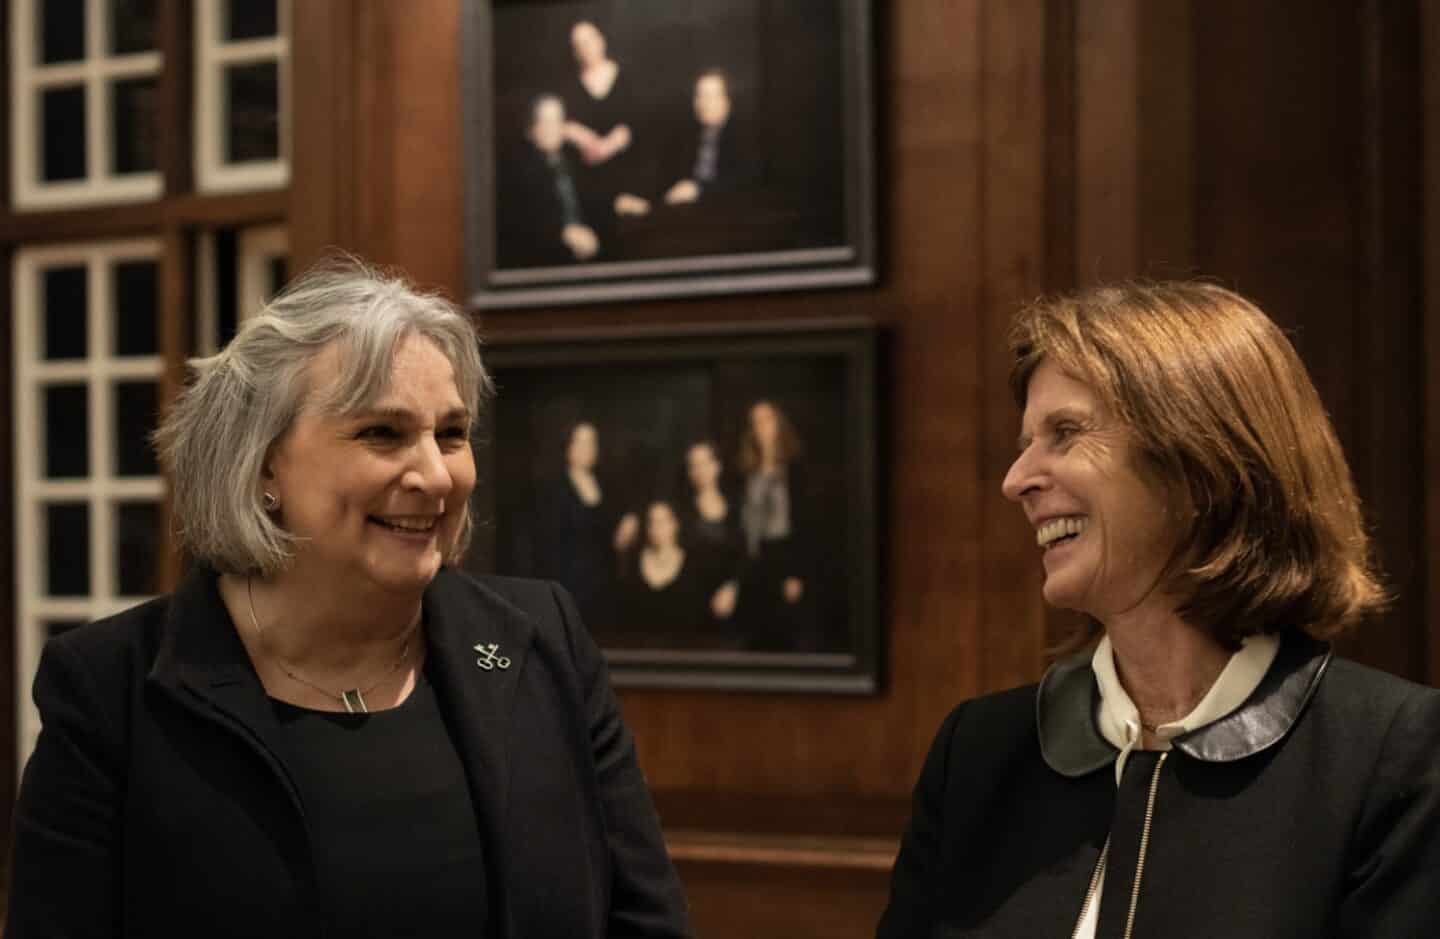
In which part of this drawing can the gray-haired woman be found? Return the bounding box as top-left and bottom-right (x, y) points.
(6, 259), (690, 938)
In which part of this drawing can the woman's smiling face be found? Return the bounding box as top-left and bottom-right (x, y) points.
(1001, 360), (1180, 623)
(264, 334), (475, 596)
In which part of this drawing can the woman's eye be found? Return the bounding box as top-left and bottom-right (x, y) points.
(358, 425), (401, 441)
(1052, 424), (1077, 445)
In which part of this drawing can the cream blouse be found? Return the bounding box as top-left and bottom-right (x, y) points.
(1071, 633), (1280, 938)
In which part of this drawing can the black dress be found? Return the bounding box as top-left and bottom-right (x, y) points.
(565, 66), (657, 249)
(679, 498), (746, 611)
(531, 476), (622, 630)
(496, 141), (602, 269)
(267, 670), (488, 937)
(618, 551), (714, 649)
(736, 465), (819, 652)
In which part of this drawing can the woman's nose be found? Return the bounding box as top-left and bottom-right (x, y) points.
(1001, 447), (1044, 503)
(405, 436), (454, 496)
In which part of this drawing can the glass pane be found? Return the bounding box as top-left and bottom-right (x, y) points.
(267, 256), (288, 299)
(111, 77), (158, 174)
(46, 619), (88, 640)
(114, 382), (159, 476)
(113, 259), (158, 355)
(44, 385), (89, 478)
(216, 229), (238, 347)
(41, 86), (87, 182)
(40, 0), (86, 64)
(115, 501), (160, 596)
(225, 0), (278, 40)
(109, 0), (156, 55)
(42, 266), (88, 359)
(47, 503), (90, 596)
(225, 61), (280, 163)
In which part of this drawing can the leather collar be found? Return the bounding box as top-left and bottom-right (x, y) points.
(1036, 631), (1332, 778)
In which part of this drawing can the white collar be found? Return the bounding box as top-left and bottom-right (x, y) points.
(1092, 632), (1280, 785)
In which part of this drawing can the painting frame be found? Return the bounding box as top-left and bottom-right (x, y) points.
(462, 0), (877, 309)
(467, 319), (882, 693)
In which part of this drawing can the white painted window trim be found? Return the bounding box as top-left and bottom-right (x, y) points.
(238, 224), (288, 318)
(194, 0), (291, 193)
(13, 240), (166, 770)
(10, 0), (164, 210)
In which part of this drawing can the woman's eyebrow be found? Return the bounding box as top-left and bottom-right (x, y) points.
(351, 406), (470, 423)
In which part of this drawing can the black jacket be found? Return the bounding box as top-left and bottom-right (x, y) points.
(877, 634), (1440, 937)
(6, 566), (691, 938)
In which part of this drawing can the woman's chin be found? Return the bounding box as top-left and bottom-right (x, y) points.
(364, 553), (445, 594)
(1040, 573), (1087, 614)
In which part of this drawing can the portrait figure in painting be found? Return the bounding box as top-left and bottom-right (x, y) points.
(531, 421), (637, 629)
(679, 440), (743, 622)
(735, 399), (817, 650)
(498, 94), (602, 266)
(663, 69), (751, 206)
(564, 20), (651, 221)
(617, 500), (735, 648)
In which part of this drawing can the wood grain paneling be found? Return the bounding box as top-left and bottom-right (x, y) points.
(1190, 0), (1424, 679)
(979, 0), (1050, 691)
(1426, 0), (1440, 687)
(285, 1), (1437, 934)
(291, 1), (1014, 814)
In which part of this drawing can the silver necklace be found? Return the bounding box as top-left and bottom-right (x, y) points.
(246, 576), (415, 714)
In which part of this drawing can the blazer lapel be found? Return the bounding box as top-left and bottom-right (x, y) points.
(422, 569), (536, 939)
(147, 566), (306, 811)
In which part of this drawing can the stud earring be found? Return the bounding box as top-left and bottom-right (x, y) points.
(262, 491), (280, 511)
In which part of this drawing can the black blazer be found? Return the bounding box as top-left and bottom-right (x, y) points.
(6, 566), (691, 938)
(877, 636), (1440, 937)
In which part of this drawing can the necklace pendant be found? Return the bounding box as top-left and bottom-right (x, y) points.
(340, 688), (368, 714)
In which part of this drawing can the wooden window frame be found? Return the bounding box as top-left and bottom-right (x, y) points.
(0, 0), (287, 784)
(9, 0), (165, 209)
(193, 0), (290, 193)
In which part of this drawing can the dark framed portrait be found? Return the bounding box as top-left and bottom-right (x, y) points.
(468, 320), (881, 693)
(462, 0), (877, 309)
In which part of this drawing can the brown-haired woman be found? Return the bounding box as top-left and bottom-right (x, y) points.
(878, 282), (1440, 937)
(736, 400), (816, 651)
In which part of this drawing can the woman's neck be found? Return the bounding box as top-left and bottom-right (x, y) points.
(580, 59), (618, 99)
(568, 465), (601, 505)
(1104, 606), (1231, 728)
(223, 570), (422, 674)
(695, 486), (727, 520)
(640, 544), (684, 589)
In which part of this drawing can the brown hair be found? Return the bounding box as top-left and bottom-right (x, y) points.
(1009, 281), (1386, 648)
(737, 400), (803, 474)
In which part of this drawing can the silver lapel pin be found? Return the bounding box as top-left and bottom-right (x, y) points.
(473, 642), (512, 671)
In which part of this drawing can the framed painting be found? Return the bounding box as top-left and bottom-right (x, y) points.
(462, 0), (877, 308)
(467, 319), (881, 692)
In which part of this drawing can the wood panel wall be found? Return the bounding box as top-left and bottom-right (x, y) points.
(287, 2), (1435, 935)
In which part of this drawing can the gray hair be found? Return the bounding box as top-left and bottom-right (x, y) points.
(154, 257), (493, 576)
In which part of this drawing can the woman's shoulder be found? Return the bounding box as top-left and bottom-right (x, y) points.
(1314, 654), (1440, 729)
(430, 568), (600, 654)
(931, 683), (1043, 750)
(432, 567), (568, 619)
(45, 594), (172, 672)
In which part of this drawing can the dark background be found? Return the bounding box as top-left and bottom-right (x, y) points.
(483, 352), (851, 651)
(492, 0), (846, 270)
